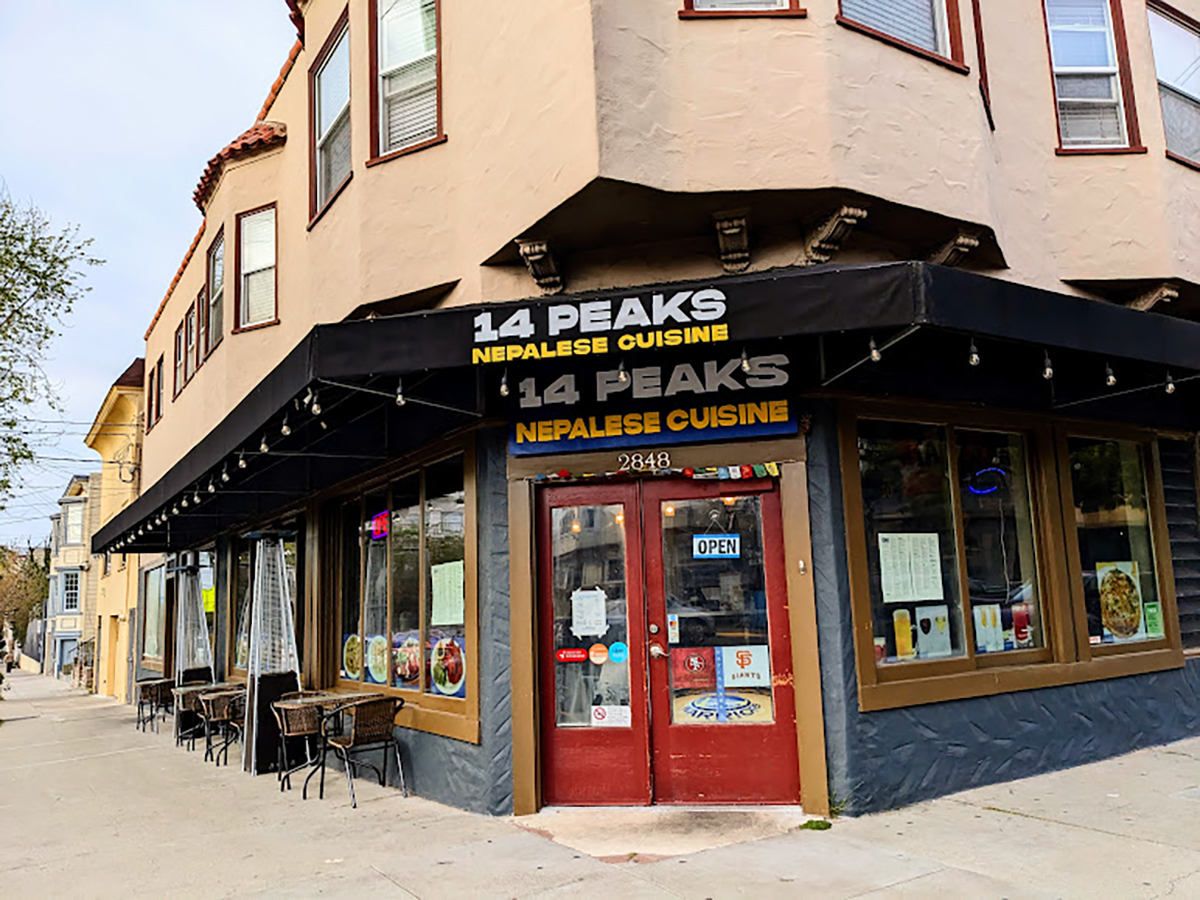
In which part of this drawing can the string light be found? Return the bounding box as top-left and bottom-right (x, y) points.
(1166, 373), (1176, 394)
(500, 370), (509, 398)
(237, 451), (247, 470)
(740, 348), (751, 373)
(1043, 352), (1054, 380)
(260, 434), (270, 454)
(395, 378), (406, 406)
(281, 415), (291, 437)
(969, 340), (980, 367)
(181, 497), (189, 509)
(869, 338), (882, 363)
(172, 505), (179, 515)
(1106, 364), (1116, 387)
(311, 392), (322, 416)
(192, 488), (201, 505)
(302, 387), (314, 407)
(221, 465), (230, 483)
(617, 360), (629, 384)
(207, 478), (216, 494)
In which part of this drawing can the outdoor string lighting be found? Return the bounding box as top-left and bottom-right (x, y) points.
(281, 414), (291, 437)
(1106, 363), (1116, 387)
(969, 339), (980, 367)
(1043, 351), (1054, 380)
(617, 360), (629, 383)
(740, 347), (751, 373)
(869, 337), (881, 362)
(238, 451), (247, 469)
(311, 392), (322, 416)
(500, 369), (510, 397)
(260, 433), (270, 454)
(396, 377), (406, 406)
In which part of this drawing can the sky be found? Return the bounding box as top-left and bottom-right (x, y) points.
(0, 1), (296, 547)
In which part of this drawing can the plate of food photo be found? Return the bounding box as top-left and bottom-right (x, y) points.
(1100, 566), (1142, 639)
(393, 634), (421, 687)
(430, 636), (465, 696)
(367, 635), (389, 684)
(342, 634), (362, 680)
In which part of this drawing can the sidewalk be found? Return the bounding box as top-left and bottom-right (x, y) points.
(1, 668), (1197, 898)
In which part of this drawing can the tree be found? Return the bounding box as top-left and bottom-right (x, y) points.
(0, 187), (101, 509)
(0, 545), (48, 646)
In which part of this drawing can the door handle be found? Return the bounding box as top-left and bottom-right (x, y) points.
(648, 643), (667, 658)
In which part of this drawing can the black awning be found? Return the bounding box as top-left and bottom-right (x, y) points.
(95, 261), (1200, 554)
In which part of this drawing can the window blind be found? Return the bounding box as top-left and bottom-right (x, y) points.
(842, 0), (941, 54)
(379, 0), (438, 153)
(240, 209), (275, 326)
(693, 0), (789, 9)
(1159, 439), (1200, 650)
(1148, 9), (1200, 164)
(1045, 0), (1126, 147)
(209, 237), (224, 347)
(318, 30), (351, 138)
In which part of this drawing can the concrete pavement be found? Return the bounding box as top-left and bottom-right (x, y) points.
(1, 669), (1197, 898)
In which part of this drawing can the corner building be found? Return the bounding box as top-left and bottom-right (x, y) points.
(96, 0), (1200, 815)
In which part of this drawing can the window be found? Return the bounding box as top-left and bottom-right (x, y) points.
(62, 571), (80, 612)
(230, 525), (302, 675)
(199, 547), (216, 654)
(1148, 5), (1200, 167)
(373, 0), (442, 159)
(207, 230), (224, 353)
(102, 552), (111, 577)
(838, 0), (965, 69)
(173, 322), (184, 396)
(236, 206), (277, 329)
(146, 365), (157, 428)
(184, 303), (197, 382)
(65, 503), (83, 545)
(312, 15), (351, 214)
(335, 448), (475, 739)
(681, 0), (806, 14)
(1043, 0), (1140, 150)
(153, 356), (164, 424)
(842, 403), (1184, 710)
(143, 565), (165, 661)
(195, 289), (207, 369)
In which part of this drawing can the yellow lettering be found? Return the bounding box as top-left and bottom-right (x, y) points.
(557, 340), (573, 357)
(588, 417), (606, 438)
(664, 329), (683, 346)
(516, 423), (536, 444)
(711, 323), (728, 342)
(768, 399), (789, 423)
(605, 415), (623, 437)
(568, 418), (590, 440)
(472, 347), (491, 364)
(667, 409), (689, 432)
(747, 402), (769, 425)
(717, 404), (738, 427)
(689, 407), (711, 429)
(617, 334), (636, 351)
(553, 419), (572, 441)
(523, 343), (540, 360)
(537, 420), (555, 443)
(506, 344), (523, 361)
(540, 341), (557, 358)
(689, 326), (709, 344)
(573, 339), (592, 356)
(644, 411), (661, 434)
(635, 332), (656, 349)
(593, 337), (608, 354)
(623, 413), (643, 436)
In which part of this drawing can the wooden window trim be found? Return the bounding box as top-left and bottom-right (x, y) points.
(1148, 1), (1200, 170)
(205, 227), (225, 359)
(367, 0), (447, 166)
(838, 398), (1185, 712)
(233, 203), (279, 334)
(679, 1), (807, 19)
(309, 7), (352, 224)
(971, 0), (994, 129)
(1167, 150), (1200, 172)
(145, 366), (157, 433)
(172, 322), (184, 399)
(194, 288), (206, 374)
(836, 0), (968, 74)
(154, 357), (163, 424)
(330, 436), (480, 744)
(1042, 0), (1145, 154)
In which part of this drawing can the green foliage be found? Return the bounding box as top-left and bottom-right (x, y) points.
(0, 544), (48, 644)
(0, 186), (101, 508)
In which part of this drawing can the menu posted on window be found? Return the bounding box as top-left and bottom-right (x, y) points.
(878, 533), (944, 603)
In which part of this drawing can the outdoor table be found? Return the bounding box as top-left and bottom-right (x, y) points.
(199, 686), (247, 765)
(272, 692), (386, 799)
(173, 682), (239, 747)
(135, 678), (173, 733)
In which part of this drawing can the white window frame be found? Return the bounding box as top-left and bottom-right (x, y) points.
(207, 233), (224, 352)
(376, 0), (440, 156)
(62, 571), (80, 612)
(1045, 0), (1129, 149)
(64, 503), (83, 546)
(237, 207), (277, 329)
(316, 25), (351, 208)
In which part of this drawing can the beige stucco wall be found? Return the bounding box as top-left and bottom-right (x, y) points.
(140, 0), (1200, 493)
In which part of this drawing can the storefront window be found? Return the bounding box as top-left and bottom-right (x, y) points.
(1068, 438), (1165, 645)
(233, 540), (253, 671)
(391, 475), (421, 689)
(858, 420), (966, 663)
(199, 548), (216, 653)
(958, 430), (1043, 654)
(143, 565), (166, 661)
(425, 457), (466, 698)
(363, 491), (390, 685)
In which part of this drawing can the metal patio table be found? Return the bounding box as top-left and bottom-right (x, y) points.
(272, 692), (386, 800)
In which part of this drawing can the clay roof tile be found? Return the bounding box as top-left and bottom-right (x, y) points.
(192, 120), (287, 212)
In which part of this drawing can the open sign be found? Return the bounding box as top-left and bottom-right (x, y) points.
(693, 534), (740, 559)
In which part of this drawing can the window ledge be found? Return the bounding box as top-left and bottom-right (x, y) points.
(836, 16), (969, 74)
(1166, 150), (1200, 172)
(308, 171), (353, 231)
(366, 134), (448, 168)
(1056, 145), (1148, 156)
(232, 318), (280, 336)
(679, 8), (807, 18)
(858, 647), (1185, 712)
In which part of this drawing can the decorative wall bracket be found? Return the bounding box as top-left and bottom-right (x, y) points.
(929, 230), (981, 267)
(713, 210), (751, 273)
(516, 240), (564, 294)
(803, 205), (868, 266)
(1128, 282), (1180, 312)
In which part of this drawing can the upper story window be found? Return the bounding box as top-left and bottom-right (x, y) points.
(146, 365), (157, 428)
(62, 571), (80, 612)
(313, 17), (352, 214)
(236, 205), (277, 329)
(839, 0), (965, 69)
(152, 356), (163, 425)
(1148, 5), (1200, 167)
(690, 0), (795, 9)
(1044, 0), (1140, 151)
(64, 503), (83, 545)
(184, 303), (197, 382)
(207, 230), (225, 353)
(174, 322), (185, 396)
(194, 290), (206, 370)
(373, 0), (441, 158)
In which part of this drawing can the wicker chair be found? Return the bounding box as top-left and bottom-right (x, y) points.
(306, 697), (406, 809)
(200, 689), (245, 766)
(135, 679), (174, 733)
(173, 685), (214, 750)
(271, 691), (327, 792)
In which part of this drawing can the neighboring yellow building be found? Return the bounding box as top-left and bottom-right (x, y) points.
(85, 359), (144, 703)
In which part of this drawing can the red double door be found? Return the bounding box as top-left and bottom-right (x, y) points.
(537, 478), (800, 805)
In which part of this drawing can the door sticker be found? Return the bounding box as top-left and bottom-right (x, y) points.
(590, 705), (632, 728)
(693, 534), (741, 559)
(667, 613), (680, 644)
(608, 641), (629, 664)
(570, 588), (609, 638)
(719, 644), (770, 688)
(588, 643), (609, 665)
(556, 648), (588, 663)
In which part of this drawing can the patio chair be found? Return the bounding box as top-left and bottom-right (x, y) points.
(307, 697), (406, 809)
(200, 690), (245, 767)
(135, 679), (174, 733)
(174, 685), (213, 750)
(270, 691), (326, 792)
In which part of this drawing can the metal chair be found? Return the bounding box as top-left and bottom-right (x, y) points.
(200, 689), (245, 766)
(173, 685), (213, 750)
(270, 691), (326, 791)
(135, 679), (174, 733)
(306, 697), (406, 809)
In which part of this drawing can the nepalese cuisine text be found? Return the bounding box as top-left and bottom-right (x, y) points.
(514, 400), (792, 445)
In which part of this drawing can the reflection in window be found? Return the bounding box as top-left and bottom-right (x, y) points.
(958, 431), (1043, 654)
(425, 457), (466, 698)
(1148, 7), (1200, 165)
(234, 541), (252, 670)
(144, 565), (166, 660)
(858, 420), (965, 663)
(1069, 438), (1164, 645)
(391, 475), (421, 689)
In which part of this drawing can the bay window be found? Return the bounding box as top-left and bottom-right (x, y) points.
(842, 403), (1184, 710)
(1043, 0), (1140, 150)
(373, 0), (441, 159)
(312, 15), (351, 214)
(1148, 5), (1200, 167)
(185, 303), (197, 382)
(681, 0), (807, 16)
(236, 206), (276, 329)
(838, 0), (965, 69)
(207, 230), (224, 352)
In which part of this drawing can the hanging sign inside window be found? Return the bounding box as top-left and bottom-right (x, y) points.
(718, 644), (771, 688)
(570, 588), (609, 638)
(693, 534), (741, 559)
(878, 533), (944, 603)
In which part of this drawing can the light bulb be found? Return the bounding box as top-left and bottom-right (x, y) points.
(1166, 374), (1176, 394)
(740, 348), (751, 373)
(281, 415), (291, 437)
(570, 519), (582, 533)
(193, 490), (201, 504)
(260, 434), (269, 454)
(172, 505), (179, 515)
(1106, 365), (1116, 387)
(396, 378), (406, 406)
(1043, 353), (1053, 380)
(311, 393), (322, 416)
(181, 497), (189, 509)
(207, 479), (215, 494)
(499, 370), (509, 398)
(969, 340), (980, 367)
(869, 338), (881, 363)
(615, 512), (625, 525)
(221, 466), (230, 483)
(238, 452), (247, 470)
(664, 504), (676, 517)
(617, 361), (629, 384)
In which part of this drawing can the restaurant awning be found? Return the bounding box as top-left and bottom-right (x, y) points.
(94, 261), (1200, 555)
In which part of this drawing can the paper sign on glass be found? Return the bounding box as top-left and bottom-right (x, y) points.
(718, 643), (771, 688)
(570, 588), (609, 638)
(430, 560), (465, 626)
(693, 534), (741, 559)
(915, 604), (952, 658)
(973, 603), (1004, 654)
(590, 704), (631, 727)
(1097, 560), (1147, 642)
(878, 533), (944, 603)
